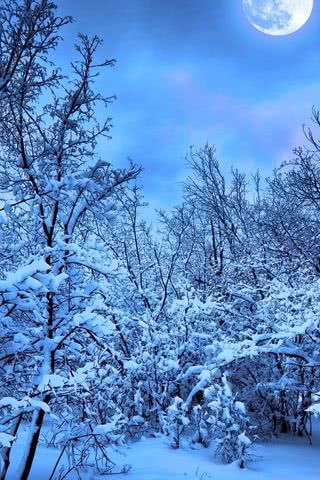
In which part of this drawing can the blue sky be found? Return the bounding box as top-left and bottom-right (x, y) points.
(57, 0), (320, 210)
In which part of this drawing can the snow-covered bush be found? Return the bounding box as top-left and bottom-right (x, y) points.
(164, 397), (190, 449)
(190, 405), (210, 447)
(205, 375), (253, 467)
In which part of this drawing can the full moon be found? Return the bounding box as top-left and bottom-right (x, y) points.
(242, 0), (314, 36)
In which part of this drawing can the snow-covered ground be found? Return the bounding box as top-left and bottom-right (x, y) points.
(6, 428), (320, 480)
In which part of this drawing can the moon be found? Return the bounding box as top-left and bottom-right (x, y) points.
(242, 0), (314, 36)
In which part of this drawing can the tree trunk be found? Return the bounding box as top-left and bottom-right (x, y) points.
(16, 395), (50, 480)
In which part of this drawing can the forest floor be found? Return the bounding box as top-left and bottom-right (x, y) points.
(5, 426), (320, 480)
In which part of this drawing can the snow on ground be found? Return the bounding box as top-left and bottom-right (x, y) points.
(113, 434), (320, 480)
(5, 429), (320, 479)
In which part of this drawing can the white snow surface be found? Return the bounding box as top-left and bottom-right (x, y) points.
(5, 427), (320, 480)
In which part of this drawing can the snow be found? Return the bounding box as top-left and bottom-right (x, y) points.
(0, 433), (15, 448)
(0, 259), (49, 288)
(5, 428), (320, 479)
(38, 373), (65, 391)
(0, 397), (50, 413)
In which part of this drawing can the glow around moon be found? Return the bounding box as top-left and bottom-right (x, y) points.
(243, 0), (314, 36)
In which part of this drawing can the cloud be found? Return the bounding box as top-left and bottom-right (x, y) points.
(56, 0), (320, 211)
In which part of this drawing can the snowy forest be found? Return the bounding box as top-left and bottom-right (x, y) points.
(1, 1), (320, 479)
